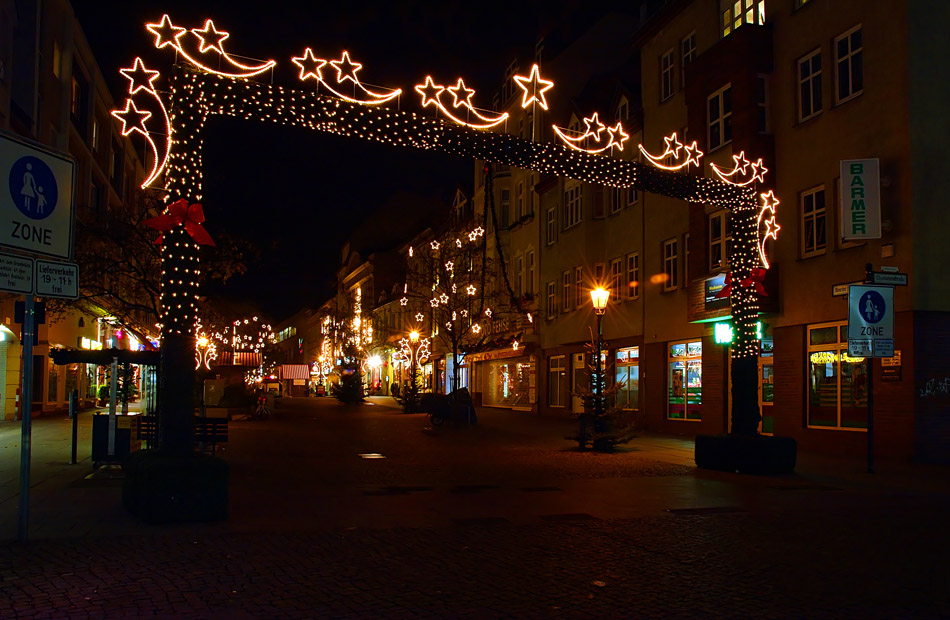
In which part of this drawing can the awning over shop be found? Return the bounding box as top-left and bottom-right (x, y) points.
(281, 364), (309, 380)
(49, 347), (161, 366)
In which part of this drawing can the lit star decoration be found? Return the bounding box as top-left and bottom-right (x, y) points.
(399, 297), (408, 305)
(146, 14), (276, 78)
(415, 312), (424, 323)
(710, 151), (768, 186)
(293, 48), (401, 105)
(445, 261), (454, 271)
(639, 132), (703, 171)
(430, 241), (440, 250)
(757, 190), (781, 269)
(114, 57), (172, 188)
(553, 112), (629, 154)
(111, 99), (151, 137)
(513, 64), (555, 110)
(466, 285), (477, 295)
(414, 76), (509, 129)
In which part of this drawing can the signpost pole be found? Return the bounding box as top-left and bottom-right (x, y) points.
(867, 358), (874, 474)
(17, 293), (35, 542)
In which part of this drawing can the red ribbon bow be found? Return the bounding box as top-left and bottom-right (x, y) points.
(144, 198), (215, 246)
(714, 268), (767, 299)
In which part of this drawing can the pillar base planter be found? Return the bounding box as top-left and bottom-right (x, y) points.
(122, 450), (229, 523)
(695, 434), (797, 475)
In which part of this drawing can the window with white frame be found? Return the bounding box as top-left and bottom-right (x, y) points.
(801, 186), (826, 257)
(626, 253), (640, 300)
(561, 270), (573, 312)
(546, 281), (557, 319)
(610, 258), (623, 301)
(610, 187), (624, 214)
(798, 49), (822, 121)
(615, 347), (640, 409)
(835, 25), (863, 104)
(709, 210), (732, 271)
(807, 322), (868, 430)
(707, 85), (732, 151)
(516, 181), (525, 220)
(681, 32), (696, 88)
(526, 250), (535, 296)
(546, 207), (557, 245)
(575, 266), (583, 309)
(564, 180), (583, 229)
(721, 0), (765, 39)
(593, 263), (605, 289)
(663, 238), (679, 291)
(660, 49), (675, 101)
(515, 254), (524, 297)
(548, 355), (567, 407)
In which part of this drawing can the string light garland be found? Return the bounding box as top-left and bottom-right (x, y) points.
(414, 76), (509, 128)
(292, 48), (402, 105)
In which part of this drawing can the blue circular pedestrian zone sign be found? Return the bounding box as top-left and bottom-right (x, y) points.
(858, 290), (886, 324)
(8, 155), (58, 220)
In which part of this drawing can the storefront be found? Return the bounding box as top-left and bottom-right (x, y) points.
(668, 340), (703, 421)
(469, 347), (536, 410)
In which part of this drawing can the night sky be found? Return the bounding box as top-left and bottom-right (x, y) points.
(73, 1), (587, 321)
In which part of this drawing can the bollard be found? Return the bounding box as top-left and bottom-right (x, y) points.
(69, 390), (78, 465)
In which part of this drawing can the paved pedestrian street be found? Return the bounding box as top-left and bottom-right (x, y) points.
(1, 397), (948, 618)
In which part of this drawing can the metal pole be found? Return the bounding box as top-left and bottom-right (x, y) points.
(867, 358), (874, 474)
(108, 356), (118, 457)
(18, 293), (35, 542)
(69, 389), (78, 465)
(595, 314), (603, 417)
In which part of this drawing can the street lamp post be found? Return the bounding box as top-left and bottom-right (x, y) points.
(590, 288), (610, 419)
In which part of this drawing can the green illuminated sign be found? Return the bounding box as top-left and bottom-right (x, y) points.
(714, 320), (763, 344)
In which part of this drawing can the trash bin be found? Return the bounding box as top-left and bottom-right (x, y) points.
(91, 413), (131, 468)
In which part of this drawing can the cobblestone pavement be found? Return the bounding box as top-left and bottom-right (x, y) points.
(1, 397), (948, 618)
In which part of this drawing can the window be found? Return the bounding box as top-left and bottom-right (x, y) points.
(546, 281), (557, 319)
(660, 49), (675, 101)
(548, 355), (567, 407)
(626, 253), (640, 300)
(663, 238), (679, 291)
(807, 322), (867, 429)
(707, 85), (732, 151)
(721, 0), (765, 38)
(516, 181), (525, 220)
(110, 143), (123, 192)
(617, 98), (628, 123)
(611, 187), (624, 214)
(526, 251), (535, 296)
(91, 182), (105, 217)
(615, 347), (640, 409)
(798, 49), (822, 121)
(835, 25), (863, 104)
(564, 181), (582, 228)
(501, 61), (518, 105)
(575, 266), (583, 309)
(669, 341), (702, 420)
(592, 186), (606, 219)
(561, 270), (573, 312)
(709, 210), (732, 271)
(680, 32), (696, 88)
(70, 65), (88, 130)
(801, 186), (826, 257)
(91, 120), (100, 152)
(515, 254), (524, 297)
(610, 259), (623, 301)
(500, 188), (511, 227)
(546, 207), (557, 244)
(755, 75), (768, 133)
(52, 41), (62, 78)
(593, 263), (605, 289)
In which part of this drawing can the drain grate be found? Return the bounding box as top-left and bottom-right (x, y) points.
(449, 484), (500, 494)
(364, 486), (432, 496)
(521, 486), (562, 492)
(452, 517), (510, 527)
(539, 513), (599, 521)
(666, 506), (747, 516)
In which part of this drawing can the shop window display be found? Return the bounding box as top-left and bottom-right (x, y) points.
(668, 341), (702, 420)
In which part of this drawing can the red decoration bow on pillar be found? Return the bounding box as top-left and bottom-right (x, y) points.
(714, 268), (767, 299)
(144, 198), (215, 246)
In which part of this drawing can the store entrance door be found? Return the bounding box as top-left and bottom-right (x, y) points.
(572, 353), (585, 414)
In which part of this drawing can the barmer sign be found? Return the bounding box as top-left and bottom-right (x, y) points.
(840, 158), (881, 241)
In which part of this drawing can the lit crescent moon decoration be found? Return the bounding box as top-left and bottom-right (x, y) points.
(757, 190), (781, 269)
(710, 150), (769, 186)
(146, 15), (276, 78)
(292, 48), (402, 105)
(553, 112), (629, 154)
(112, 57), (171, 189)
(639, 132), (703, 171)
(414, 76), (509, 129)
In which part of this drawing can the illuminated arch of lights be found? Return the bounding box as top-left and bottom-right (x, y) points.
(114, 14), (778, 386)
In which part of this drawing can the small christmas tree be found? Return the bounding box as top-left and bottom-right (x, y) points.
(332, 342), (365, 405)
(567, 340), (638, 452)
(400, 363), (422, 413)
